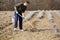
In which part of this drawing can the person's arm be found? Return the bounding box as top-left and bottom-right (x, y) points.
(14, 6), (22, 17)
(18, 14), (22, 17)
(14, 6), (17, 11)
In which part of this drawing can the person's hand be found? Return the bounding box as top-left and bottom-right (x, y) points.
(16, 11), (19, 14)
(22, 13), (25, 19)
(22, 15), (24, 17)
(22, 16), (25, 19)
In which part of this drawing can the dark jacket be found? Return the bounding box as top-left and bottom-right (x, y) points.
(16, 3), (27, 13)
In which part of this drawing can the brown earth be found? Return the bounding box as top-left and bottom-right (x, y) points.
(0, 11), (60, 40)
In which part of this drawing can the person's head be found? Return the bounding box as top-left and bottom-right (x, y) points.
(24, 1), (30, 6)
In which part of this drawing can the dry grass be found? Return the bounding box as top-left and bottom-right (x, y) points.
(0, 11), (60, 40)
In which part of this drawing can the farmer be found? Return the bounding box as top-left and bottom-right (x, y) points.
(14, 1), (30, 31)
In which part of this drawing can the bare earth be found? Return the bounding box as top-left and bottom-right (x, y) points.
(0, 11), (60, 40)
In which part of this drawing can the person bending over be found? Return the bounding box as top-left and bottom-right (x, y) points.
(14, 1), (30, 31)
